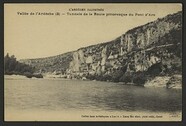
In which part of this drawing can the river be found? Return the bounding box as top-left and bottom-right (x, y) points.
(4, 78), (182, 121)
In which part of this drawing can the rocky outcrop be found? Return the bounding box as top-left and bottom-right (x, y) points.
(20, 11), (182, 85)
(144, 74), (182, 89)
(166, 75), (182, 89)
(144, 76), (171, 88)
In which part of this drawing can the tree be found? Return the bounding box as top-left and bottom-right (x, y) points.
(4, 53), (35, 75)
(4, 53), (10, 72)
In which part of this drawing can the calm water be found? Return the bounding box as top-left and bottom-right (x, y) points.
(5, 79), (182, 113)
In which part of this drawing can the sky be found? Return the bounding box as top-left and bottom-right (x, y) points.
(4, 4), (182, 60)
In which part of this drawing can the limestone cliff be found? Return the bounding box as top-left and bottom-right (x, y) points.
(20, 11), (182, 84)
(67, 11), (182, 78)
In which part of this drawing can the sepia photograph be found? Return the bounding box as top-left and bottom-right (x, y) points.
(4, 3), (182, 121)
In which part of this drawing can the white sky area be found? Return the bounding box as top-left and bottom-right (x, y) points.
(4, 4), (182, 60)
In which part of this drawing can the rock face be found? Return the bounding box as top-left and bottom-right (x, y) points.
(166, 75), (182, 89)
(144, 76), (171, 88)
(144, 75), (182, 89)
(20, 11), (182, 84)
(66, 11), (182, 79)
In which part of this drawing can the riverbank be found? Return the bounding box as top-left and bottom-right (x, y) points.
(4, 74), (43, 79)
(5, 75), (28, 79)
(5, 74), (182, 89)
(144, 74), (182, 89)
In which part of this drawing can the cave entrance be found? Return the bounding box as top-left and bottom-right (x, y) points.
(146, 62), (162, 76)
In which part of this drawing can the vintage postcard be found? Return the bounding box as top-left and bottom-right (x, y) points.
(4, 3), (182, 121)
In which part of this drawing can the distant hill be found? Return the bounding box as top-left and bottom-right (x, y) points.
(20, 51), (74, 73)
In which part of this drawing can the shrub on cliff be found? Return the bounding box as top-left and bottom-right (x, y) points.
(119, 72), (147, 85)
(23, 72), (43, 78)
(119, 72), (132, 83)
(86, 74), (96, 80)
(110, 69), (124, 82)
(23, 72), (33, 78)
(132, 72), (147, 85)
(100, 74), (112, 81)
(33, 74), (43, 78)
